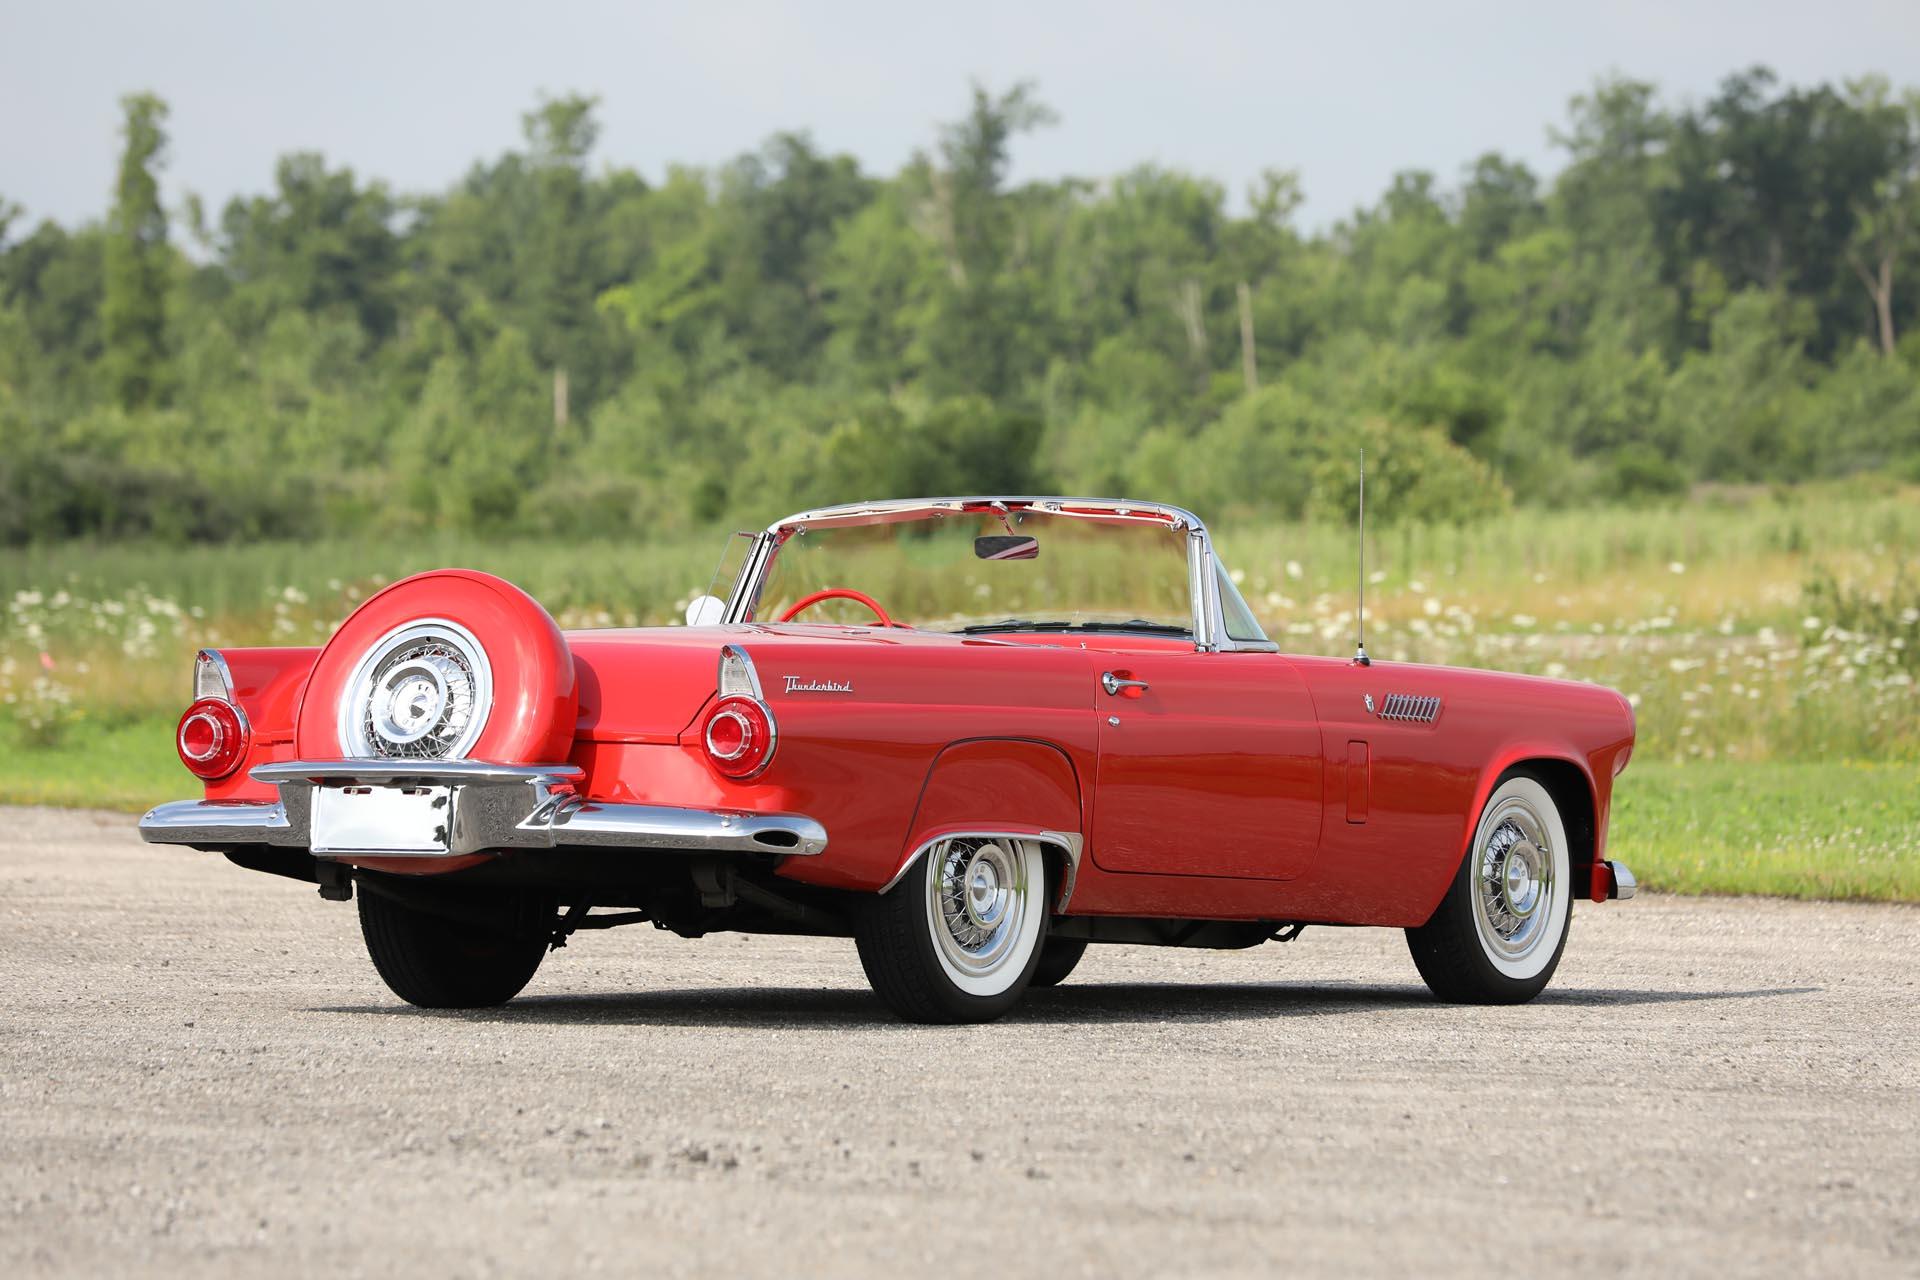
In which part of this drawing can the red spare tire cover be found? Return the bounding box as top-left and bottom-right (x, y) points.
(296, 569), (577, 764)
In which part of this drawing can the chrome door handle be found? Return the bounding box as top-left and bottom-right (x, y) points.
(1101, 672), (1149, 696)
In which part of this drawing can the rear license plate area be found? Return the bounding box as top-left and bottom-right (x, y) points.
(311, 784), (453, 854)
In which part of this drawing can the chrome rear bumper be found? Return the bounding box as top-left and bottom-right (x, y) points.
(138, 759), (827, 860)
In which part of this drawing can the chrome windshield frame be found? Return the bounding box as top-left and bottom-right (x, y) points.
(723, 496), (1275, 652)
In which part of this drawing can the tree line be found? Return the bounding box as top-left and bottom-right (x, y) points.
(2, 68), (1918, 544)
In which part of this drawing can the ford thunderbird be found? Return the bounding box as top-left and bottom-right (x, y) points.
(141, 497), (1638, 1023)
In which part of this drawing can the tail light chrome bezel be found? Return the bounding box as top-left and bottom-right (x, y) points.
(704, 646), (776, 779)
(177, 696), (250, 781)
(701, 695), (776, 779)
(194, 649), (235, 702)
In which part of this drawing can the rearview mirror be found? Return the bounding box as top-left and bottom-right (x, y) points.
(974, 535), (1040, 561)
(684, 594), (726, 626)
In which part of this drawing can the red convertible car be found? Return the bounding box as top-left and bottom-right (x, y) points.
(141, 497), (1637, 1023)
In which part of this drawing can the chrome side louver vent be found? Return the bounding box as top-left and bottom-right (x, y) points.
(1378, 693), (1442, 724)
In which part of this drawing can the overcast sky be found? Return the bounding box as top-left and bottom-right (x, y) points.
(5, 0), (1919, 234)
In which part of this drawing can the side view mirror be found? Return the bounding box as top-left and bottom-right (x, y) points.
(684, 595), (726, 627)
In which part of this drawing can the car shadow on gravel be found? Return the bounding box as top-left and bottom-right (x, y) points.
(312, 981), (1816, 1029)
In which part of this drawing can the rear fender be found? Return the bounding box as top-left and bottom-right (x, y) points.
(201, 647), (318, 802)
(890, 739), (1085, 908)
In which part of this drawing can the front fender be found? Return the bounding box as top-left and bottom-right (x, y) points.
(1456, 742), (1608, 911)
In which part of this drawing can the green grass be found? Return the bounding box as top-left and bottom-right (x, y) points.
(1612, 761), (1920, 901)
(0, 717), (183, 813)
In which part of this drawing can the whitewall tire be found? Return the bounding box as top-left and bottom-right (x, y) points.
(1406, 773), (1573, 1003)
(854, 837), (1050, 1023)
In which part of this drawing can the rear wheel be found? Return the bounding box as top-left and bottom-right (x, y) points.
(854, 837), (1049, 1024)
(1405, 772), (1572, 1004)
(357, 881), (554, 1009)
(1030, 937), (1089, 988)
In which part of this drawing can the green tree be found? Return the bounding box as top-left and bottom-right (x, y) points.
(216, 153), (400, 339)
(1841, 81), (1920, 356)
(101, 92), (171, 409)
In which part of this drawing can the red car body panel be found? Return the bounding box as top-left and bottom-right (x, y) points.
(201, 646), (317, 803)
(191, 617), (1633, 929)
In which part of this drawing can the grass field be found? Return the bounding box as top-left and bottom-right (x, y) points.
(3, 486), (1915, 900)
(1608, 760), (1919, 901)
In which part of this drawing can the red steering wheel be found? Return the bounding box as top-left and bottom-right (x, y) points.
(776, 588), (896, 627)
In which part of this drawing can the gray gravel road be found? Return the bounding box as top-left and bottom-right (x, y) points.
(2, 806), (1916, 1278)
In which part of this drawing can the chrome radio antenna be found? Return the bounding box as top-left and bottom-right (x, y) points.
(1353, 450), (1371, 667)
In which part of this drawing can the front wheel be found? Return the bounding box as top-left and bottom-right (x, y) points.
(357, 881), (554, 1009)
(854, 837), (1049, 1023)
(1405, 773), (1572, 1004)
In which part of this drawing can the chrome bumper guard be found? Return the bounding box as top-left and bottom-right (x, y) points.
(138, 760), (828, 860)
(1603, 859), (1638, 900)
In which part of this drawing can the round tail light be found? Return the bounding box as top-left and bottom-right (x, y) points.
(177, 698), (248, 780)
(701, 696), (775, 779)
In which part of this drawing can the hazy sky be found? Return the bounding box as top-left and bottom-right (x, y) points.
(6, 0), (1919, 233)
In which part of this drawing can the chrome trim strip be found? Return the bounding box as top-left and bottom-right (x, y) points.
(717, 644), (765, 698)
(768, 496), (1204, 534)
(194, 649), (236, 701)
(724, 531), (779, 623)
(1050, 830), (1086, 911)
(1189, 531), (1217, 652)
(251, 760), (583, 786)
(1605, 860), (1638, 901)
(879, 829), (1084, 911)
(141, 759), (826, 861)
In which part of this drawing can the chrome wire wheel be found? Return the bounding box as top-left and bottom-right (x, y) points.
(923, 837), (1044, 998)
(1464, 778), (1571, 981)
(339, 619), (493, 760)
(1473, 796), (1556, 962)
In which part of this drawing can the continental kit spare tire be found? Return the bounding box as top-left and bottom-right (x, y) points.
(296, 569), (577, 764)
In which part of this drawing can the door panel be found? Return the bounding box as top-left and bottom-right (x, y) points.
(1089, 651), (1323, 880)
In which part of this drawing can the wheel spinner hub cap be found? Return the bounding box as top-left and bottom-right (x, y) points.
(341, 620), (492, 761)
(1502, 840), (1541, 919)
(966, 858), (1005, 927)
(374, 660), (452, 746)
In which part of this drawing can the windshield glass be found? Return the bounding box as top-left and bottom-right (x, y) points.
(747, 509), (1194, 635)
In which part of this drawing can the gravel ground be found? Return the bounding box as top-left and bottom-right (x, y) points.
(2, 806), (1916, 1278)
